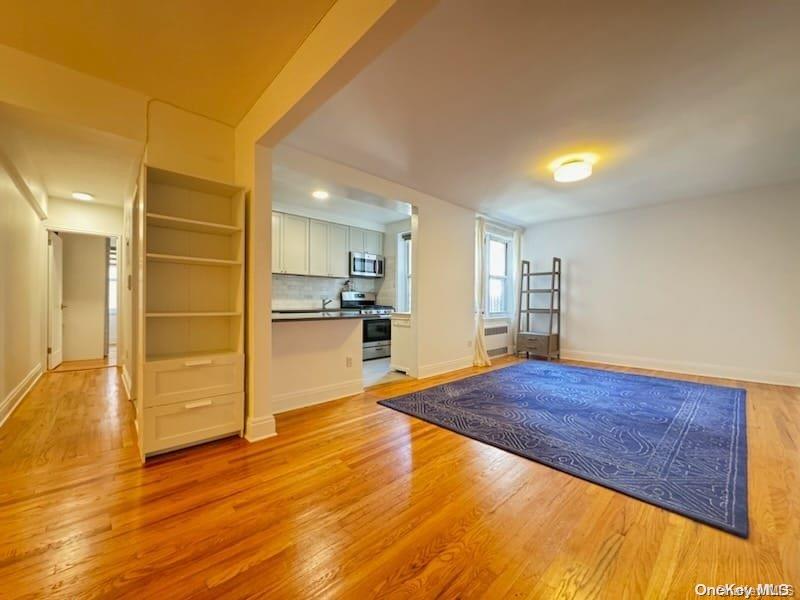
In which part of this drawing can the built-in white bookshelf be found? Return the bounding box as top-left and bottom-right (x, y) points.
(144, 167), (245, 362)
(139, 166), (246, 457)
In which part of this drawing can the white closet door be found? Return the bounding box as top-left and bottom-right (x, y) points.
(271, 212), (282, 273)
(328, 223), (350, 277)
(349, 227), (365, 253)
(308, 220), (329, 276)
(365, 230), (383, 255)
(282, 214), (309, 274)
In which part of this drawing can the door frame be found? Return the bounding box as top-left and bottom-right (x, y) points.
(47, 231), (64, 369)
(44, 225), (121, 370)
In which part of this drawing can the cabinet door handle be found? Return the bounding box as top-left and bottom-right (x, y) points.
(185, 399), (213, 409)
(184, 359), (213, 367)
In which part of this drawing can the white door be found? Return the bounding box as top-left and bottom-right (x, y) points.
(328, 223), (350, 277)
(349, 227), (365, 253)
(308, 220), (329, 276)
(282, 214), (309, 274)
(62, 234), (107, 361)
(48, 231), (64, 369)
(271, 212), (282, 273)
(365, 230), (383, 255)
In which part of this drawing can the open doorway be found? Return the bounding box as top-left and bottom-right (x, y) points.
(48, 230), (119, 372)
(271, 157), (416, 389)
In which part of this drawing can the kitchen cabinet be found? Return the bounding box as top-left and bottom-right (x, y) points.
(349, 227), (366, 253)
(309, 219), (328, 276)
(328, 223), (350, 277)
(271, 212), (282, 273)
(272, 212), (309, 274)
(390, 313), (414, 375)
(349, 227), (384, 255)
(305, 219), (351, 278)
(365, 230), (383, 255)
(273, 211), (382, 276)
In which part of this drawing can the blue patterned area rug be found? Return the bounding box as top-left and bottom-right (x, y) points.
(378, 361), (748, 537)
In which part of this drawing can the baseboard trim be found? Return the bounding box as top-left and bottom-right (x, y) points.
(273, 379), (364, 414)
(1, 363), (43, 428)
(245, 414), (277, 442)
(418, 356), (473, 379)
(121, 366), (133, 400)
(561, 349), (800, 387)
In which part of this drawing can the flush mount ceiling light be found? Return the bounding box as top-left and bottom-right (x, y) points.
(553, 158), (592, 183)
(311, 189), (329, 200)
(71, 191), (94, 201)
(548, 152), (598, 183)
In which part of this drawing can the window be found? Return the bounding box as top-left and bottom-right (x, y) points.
(396, 232), (412, 312)
(108, 244), (118, 312)
(486, 235), (510, 315)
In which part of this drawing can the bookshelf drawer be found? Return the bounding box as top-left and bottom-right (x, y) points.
(144, 353), (243, 408)
(143, 392), (243, 455)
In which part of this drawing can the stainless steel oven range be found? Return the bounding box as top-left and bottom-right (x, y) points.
(341, 291), (393, 360)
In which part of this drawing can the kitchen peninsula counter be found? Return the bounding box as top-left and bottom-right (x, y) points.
(271, 313), (364, 413)
(271, 310), (366, 322)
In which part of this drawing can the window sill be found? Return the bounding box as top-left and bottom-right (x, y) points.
(485, 314), (512, 322)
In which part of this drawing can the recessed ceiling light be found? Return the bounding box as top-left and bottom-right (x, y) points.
(71, 191), (94, 201)
(312, 190), (329, 200)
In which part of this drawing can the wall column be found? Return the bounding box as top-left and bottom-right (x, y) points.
(241, 142), (276, 441)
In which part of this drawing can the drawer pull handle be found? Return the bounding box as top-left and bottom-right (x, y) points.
(185, 400), (213, 409)
(184, 359), (213, 367)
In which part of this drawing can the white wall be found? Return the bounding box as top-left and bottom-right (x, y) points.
(45, 196), (123, 236)
(414, 197), (475, 377)
(61, 233), (107, 361)
(523, 181), (800, 386)
(0, 160), (45, 426)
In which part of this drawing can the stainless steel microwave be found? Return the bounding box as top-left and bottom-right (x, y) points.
(350, 251), (384, 278)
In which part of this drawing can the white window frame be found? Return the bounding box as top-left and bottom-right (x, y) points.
(396, 231), (412, 312)
(485, 233), (512, 317)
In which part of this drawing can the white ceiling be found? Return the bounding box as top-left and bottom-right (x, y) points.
(285, 0), (800, 225)
(272, 162), (411, 229)
(0, 102), (142, 207)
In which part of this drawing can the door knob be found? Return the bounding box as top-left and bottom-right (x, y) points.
(61, 304), (68, 309)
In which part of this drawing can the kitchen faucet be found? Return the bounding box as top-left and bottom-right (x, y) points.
(322, 297), (333, 310)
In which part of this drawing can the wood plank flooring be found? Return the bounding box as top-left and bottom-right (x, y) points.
(51, 345), (118, 373)
(0, 358), (797, 598)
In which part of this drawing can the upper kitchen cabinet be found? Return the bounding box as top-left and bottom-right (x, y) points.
(309, 220), (349, 277)
(308, 219), (328, 276)
(349, 227), (366, 253)
(271, 212), (282, 273)
(365, 230), (383, 255)
(349, 227), (384, 255)
(328, 223), (350, 277)
(272, 212), (309, 275)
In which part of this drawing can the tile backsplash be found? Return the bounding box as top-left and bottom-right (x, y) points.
(272, 275), (378, 310)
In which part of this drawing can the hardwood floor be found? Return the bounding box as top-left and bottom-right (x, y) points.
(51, 345), (118, 373)
(0, 358), (797, 598)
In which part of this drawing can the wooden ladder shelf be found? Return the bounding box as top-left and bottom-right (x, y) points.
(517, 257), (561, 360)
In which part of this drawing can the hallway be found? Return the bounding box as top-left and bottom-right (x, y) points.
(0, 367), (135, 474)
